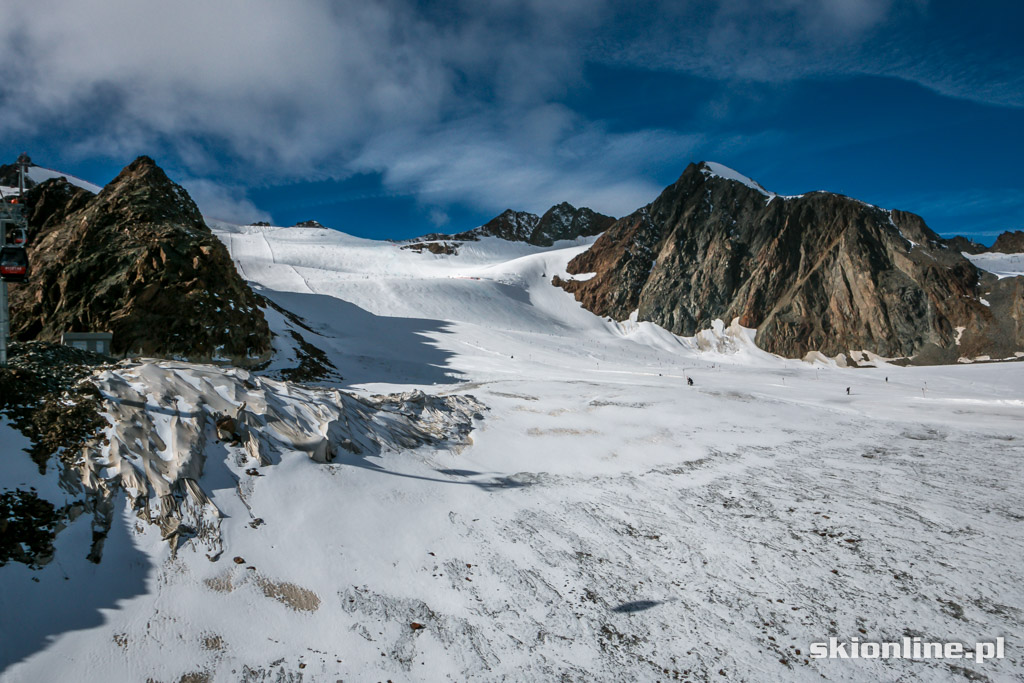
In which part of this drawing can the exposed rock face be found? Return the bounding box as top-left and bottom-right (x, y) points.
(558, 162), (1021, 362)
(292, 219), (325, 228)
(943, 235), (986, 255)
(529, 202), (617, 247)
(9, 156), (272, 364)
(412, 203), (615, 249)
(990, 230), (1024, 254)
(22, 177), (95, 241)
(461, 209), (540, 242)
(401, 241), (460, 256)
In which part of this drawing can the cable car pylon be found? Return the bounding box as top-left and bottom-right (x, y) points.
(0, 153), (32, 366)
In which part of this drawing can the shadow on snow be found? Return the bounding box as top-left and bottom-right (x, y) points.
(256, 287), (466, 389)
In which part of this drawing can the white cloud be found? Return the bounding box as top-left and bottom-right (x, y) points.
(0, 0), (1018, 220)
(180, 177), (272, 225)
(428, 208), (451, 228)
(0, 0), (452, 176)
(353, 105), (701, 217)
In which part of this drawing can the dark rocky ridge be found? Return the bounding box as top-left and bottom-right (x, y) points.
(450, 209), (540, 242)
(412, 203), (615, 248)
(942, 235), (986, 255)
(22, 176), (95, 241)
(990, 230), (1024, 254)
(557, 162), (1023, 363)
(530, 202), (617, 246)
(8, 156), (272, 364)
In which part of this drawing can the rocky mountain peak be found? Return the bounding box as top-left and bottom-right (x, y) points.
(406, 203), (616, 250)
(9, 157), (272, 364)
(530, 202), (616, 246)
(991, 230), (1024, 254)
(90, 155), (204, 229)
(558, 161), (1022, 363)
(477, 209), (541, 241)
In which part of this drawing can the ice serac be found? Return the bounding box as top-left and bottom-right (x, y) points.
(75, 361), (483, 557)
(558, 161), (1024, 363)
(8, 156), (273, 364)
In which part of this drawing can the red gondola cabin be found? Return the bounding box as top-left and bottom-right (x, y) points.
(0, 246), (29, 283)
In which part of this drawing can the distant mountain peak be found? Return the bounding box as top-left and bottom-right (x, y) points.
(991, 230), (1024, 254)
(407, 203), (615, 249)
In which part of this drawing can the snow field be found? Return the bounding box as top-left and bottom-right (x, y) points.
(1, 225), (1022, 682)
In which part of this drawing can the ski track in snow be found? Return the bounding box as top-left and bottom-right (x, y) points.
(1, 226), (1022, 682)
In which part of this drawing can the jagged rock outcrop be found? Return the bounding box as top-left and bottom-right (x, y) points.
(990, 230), (1024, 254)
(529, 202), (616, 246)
(943, 235), (986, 255)
(22, 177), (95, 241)
(401, 241), (460, 256)
(8, 156), (272, 364)
(557, 161), (1022, 363)
(410, 203), (615, 250)
(459, 209), (541, 242)
(292, 219), (325, 228)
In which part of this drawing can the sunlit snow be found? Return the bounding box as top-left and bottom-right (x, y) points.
(1, 224), (1022, 682)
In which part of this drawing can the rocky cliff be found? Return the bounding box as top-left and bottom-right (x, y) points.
(528, 202), (617, 246)
(412, 203), (615, 248)
(557, 162), (1022, 363)
(462, 209), (540, 242)
(990, 230), (1024, 254)
(8, 157), (272, 364)
(22, 177), (95, 241)
(942, 234), (986, 255)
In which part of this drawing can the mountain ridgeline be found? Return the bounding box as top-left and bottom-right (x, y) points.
(556, 162), (1023, 363)
(416, 202), (617, 248)
(8, 157), (272, 364)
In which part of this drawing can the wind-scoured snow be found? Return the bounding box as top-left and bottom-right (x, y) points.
(2, 224), (1022, 682)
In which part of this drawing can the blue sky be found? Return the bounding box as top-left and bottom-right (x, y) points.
(1, 0), (1021, 243)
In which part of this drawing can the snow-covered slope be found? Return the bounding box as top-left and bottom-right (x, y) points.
(26, 165), (103, 194)
(1, 165), (102, 201)
(0, 165), (102, 198)
(968, 249), (1024, 279)
(2, 224), (1022, 682)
